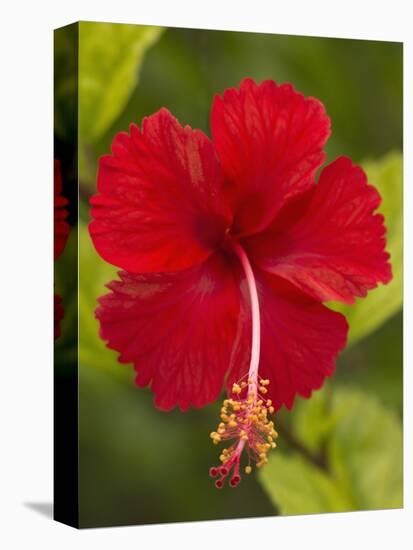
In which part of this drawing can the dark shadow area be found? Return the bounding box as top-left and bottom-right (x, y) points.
(24, 502), (53, 519)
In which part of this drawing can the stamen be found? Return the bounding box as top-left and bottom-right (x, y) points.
(209, 241), (278, 488)
(209, 380), (278, 487)
(231, 241), (261, 390)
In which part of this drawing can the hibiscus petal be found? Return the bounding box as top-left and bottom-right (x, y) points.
(54, 293), (64, 340)
(211, 78), (330, 236)
(96, 253), (240, 411)
(227, 273), (348, 410)
(89, 108), (232, 273)
(246, 157), (392, 304)
(54, 160), (70, 260)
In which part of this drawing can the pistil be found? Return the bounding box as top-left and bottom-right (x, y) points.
(231, 240), (261, 390)
(209, 241), (278, 488)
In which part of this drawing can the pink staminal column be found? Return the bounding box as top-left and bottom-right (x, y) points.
(209, 241), (278, 488)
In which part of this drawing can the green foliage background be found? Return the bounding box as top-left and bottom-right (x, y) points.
(54, 22), (403, 527)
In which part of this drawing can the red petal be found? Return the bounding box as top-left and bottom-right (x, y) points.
(211, 78), (330, 236)
(54, 160), (70, 260)
(227, 273), (348, 410)
(54, 293), (64, 340)
(246, 157), (392, 304)
(96, 253), (240, 411)
(89, 108), (232, 273)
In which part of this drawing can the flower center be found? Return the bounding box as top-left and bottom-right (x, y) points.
(209, 241), (278, 488)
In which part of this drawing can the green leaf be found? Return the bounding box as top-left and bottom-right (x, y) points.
(328, 390), (402, 510)
(79, 22), (163, 144)
(329, 152), (403, 345)
(259, 453), (352, 515)
(337, 313), (403, 411)
(78, 223), (125, 376)
(259, 387), (402, 515)
(290, 384), (336, 454)
(54, 24), (79, 143)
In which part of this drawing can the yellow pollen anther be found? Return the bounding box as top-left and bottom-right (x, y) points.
(209, 375), (278, 486)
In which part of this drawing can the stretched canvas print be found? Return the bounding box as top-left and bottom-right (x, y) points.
(54, 21), (403, 528)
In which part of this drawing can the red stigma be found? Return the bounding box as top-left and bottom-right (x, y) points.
(215, 479), (224, 489)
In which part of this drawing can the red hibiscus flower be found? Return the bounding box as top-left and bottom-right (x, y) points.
(54, 293), (65, 340)
(89, 78), (391, 486)
(54, 159), (70, 260)
(54, 159), (70, 339)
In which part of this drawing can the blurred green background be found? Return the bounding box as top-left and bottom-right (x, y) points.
(54, 22), (403, 527)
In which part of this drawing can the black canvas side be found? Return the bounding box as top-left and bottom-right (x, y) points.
(53, 22), (79, 529)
